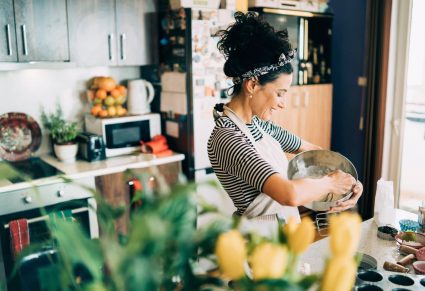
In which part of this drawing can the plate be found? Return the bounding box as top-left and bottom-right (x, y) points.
(0, 112), (41, 161)
(395, 232), (425, 249)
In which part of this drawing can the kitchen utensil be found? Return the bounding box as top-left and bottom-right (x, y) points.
(287, 150), (358, 211)
(399, 244), (418, 256)
(395, 232), (425, 249)
(358, 253), (378, 270)
(396, 254), (415, 266)
(127, 79), (155, 115)
(399, 219), (419, 232)
(377, 225), (398, 240)
(0, 112), (41, 161)
(383, 261), (409, 273)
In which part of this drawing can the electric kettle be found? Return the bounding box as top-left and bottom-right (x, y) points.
(127, 79), (155, 115)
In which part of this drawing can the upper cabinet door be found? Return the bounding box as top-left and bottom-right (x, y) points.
(67, 0), (116, 66)
(115, 0), (157, 66)
(0, 0), (18, 62)
(14, 0), (69, 62)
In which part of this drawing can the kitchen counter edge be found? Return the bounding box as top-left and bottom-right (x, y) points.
(0, 153), (185, 193)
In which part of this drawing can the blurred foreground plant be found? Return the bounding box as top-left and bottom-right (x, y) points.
(8, 168), (362, 291)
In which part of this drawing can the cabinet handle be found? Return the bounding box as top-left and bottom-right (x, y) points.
(21, 24), (28, 55)
(5, 24), (12, 56)
(120, 33), (126, 60)
(108, 33), (114, 60)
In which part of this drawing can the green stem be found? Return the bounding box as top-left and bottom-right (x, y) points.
(286, 253), (300, 282)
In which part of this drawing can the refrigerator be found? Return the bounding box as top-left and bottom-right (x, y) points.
(158, 8), (234, 181)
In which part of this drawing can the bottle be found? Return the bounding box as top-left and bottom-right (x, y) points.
(312, 47), (320, 84)
(319, 44), (326, 82)
(418, 201), (425, 229)
(305, 40), (313, 84)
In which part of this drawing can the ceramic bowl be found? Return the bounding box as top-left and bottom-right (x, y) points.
(287, 150), (358, 211)
(412, 261), (425, 275)
(395, 232), (425, 249)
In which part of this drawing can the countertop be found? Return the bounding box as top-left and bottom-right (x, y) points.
(0, 152), (185, 193)
(301, 209), (425, 289)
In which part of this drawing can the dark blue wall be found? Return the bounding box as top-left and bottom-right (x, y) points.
(329, 0), (368, 180)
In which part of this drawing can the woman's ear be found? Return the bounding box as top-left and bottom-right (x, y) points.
(243, 78), (256, 95)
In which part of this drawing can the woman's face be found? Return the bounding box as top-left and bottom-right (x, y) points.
(251, 73), (293, 120)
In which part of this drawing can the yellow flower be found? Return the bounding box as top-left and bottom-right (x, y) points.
(321, 257), (357, 291)
(282, 216), (298, 237)
(250, 243), (288, 280)
(215, 230), (246, 280)
(329, 212), (362, 258)
(288, 217), (315, 254)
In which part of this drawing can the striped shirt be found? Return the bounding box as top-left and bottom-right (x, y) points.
(207, 115), (301, 215)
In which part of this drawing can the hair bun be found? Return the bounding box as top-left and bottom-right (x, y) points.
(215, 12), (292, 79)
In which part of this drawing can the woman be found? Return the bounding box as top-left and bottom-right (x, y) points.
(207, 12), (363, 230)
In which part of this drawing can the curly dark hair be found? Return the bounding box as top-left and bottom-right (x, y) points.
(216, 12), (294, 96)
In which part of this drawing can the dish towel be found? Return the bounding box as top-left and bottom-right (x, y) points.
(9, 219), (30, 258)
(140, 135), (173, 157)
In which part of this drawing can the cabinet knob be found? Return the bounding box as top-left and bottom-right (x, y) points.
(57, 190), (65, 197)
(23, 196), (32, 204)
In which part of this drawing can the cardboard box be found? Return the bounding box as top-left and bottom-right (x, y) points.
(248, 0), (320, 12)
(170, 0), (221, 9)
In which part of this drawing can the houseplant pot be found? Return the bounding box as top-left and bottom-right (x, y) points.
(41, 105), (79, 163)
(53, 143), (78, 163)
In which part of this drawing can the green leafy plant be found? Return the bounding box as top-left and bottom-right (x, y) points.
(5, 168), (361, 291)
(41, 105), (79, 144)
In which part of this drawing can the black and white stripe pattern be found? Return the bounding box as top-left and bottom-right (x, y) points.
(207, 116), (301, 215)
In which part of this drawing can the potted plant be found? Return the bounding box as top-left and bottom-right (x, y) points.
(41, 105), (79, 163)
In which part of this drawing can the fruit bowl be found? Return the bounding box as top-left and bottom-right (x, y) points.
(86, 76), (128, 118)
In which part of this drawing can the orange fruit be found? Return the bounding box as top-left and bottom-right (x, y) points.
(110, 88), (121, 98)
(90, 105), (102, 116)
(116, 105), (126, 116)
(98, 109), (108, 118)
(96, 89), (107, 100)
(116, 85), (127, 96)
(107, 106), (117, 117)
(98, 77), (116, 91)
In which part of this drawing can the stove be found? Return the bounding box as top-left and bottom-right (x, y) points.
(0, 157), (62, 184)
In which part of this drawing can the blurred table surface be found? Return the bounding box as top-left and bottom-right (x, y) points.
(300, 208), (418, 274)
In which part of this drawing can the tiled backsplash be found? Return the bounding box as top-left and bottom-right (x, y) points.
(0, 66), (141, 155)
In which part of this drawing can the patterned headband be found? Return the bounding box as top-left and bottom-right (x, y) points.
(232, 48), (297, 85)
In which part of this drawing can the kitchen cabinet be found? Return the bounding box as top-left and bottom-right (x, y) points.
(95, 161), (182, 235)
(0, 0), (69, 62)
(68, 0), (157, 66)
(272, 84), (333, 149)
(0, 0), (17, 62)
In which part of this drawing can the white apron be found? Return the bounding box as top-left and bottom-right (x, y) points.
(223, 106), (300, 237)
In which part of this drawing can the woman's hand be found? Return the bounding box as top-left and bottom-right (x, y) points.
(329, 181), (364, 212)
(327, 170), (356, 196)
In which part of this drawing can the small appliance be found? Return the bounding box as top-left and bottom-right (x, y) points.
(84, 113), (161, 157)
(127, 79), (155, 115)
(76, 132), (106, 162)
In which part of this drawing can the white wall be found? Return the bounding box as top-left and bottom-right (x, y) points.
(0, 66), (141, 155)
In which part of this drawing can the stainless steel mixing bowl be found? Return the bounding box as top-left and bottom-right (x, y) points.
(287, 150), (358, 211)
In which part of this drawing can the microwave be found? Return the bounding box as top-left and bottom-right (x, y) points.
(85, 114), (161, 157)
